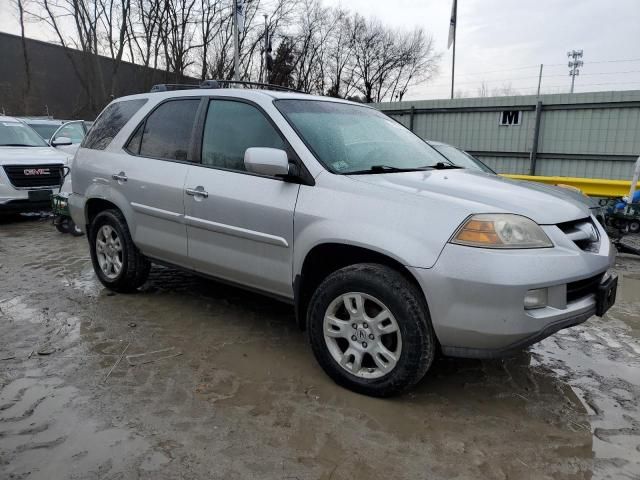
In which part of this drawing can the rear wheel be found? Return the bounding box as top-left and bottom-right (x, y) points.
(307, 263), (435, 397)
(89, 209), (149, 292)
(629, 220), (640, 234)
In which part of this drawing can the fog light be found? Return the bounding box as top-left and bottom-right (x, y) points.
(524, 288), (548, 309)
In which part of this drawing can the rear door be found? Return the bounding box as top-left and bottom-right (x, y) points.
(116, 97), (203, 265)
(184, 98), (299, 298)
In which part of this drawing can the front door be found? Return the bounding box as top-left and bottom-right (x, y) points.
(184, 99), (299, 298)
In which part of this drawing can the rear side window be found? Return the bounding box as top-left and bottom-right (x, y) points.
(201, 100), (286, 171)
(131, 99), (200, 161)
(83, 99), (147, 150)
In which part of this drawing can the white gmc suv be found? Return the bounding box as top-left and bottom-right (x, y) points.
(0, 116), (69, 214)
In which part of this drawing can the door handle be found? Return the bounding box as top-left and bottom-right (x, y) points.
(185, 186), (209, 198)
(112, 172), (128, 182)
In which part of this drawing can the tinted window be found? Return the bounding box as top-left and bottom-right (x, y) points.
(83, 99), (147, 150)
(202, 100), (285, 171)
(126, 124), (143, 155)
(138, 99), (200, 161)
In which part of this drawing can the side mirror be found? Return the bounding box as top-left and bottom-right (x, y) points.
(51, 136), (73, 147)
(244, 147), (290, 177)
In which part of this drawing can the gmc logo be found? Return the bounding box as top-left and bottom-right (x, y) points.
(23, 168), (51, 176)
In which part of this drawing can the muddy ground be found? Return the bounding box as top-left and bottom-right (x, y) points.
(0, 216), (639, 480)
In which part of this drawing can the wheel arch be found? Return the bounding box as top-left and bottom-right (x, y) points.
(294, 242), (425, 330)
(84, 192), (135, 235)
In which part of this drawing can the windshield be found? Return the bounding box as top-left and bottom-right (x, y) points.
(276, 100), (448, 174)
(431, 143), (496, 174)
(0, 121), (49, 147)
(26, 123), (61, 141)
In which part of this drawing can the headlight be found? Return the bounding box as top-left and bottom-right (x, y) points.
(451, 214), (553, 249)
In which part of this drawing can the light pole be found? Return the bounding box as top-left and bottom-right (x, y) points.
(567, 49), (583, 94)
(233, 0), (240, 81)
(263, 14), (268, 84)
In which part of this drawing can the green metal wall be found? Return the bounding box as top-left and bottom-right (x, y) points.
(375, 90), (640, 180)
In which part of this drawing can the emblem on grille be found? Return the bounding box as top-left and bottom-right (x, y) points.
(23, 168), (51, 176)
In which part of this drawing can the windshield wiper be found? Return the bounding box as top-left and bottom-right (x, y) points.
(1, 143), (37, 147)
(432, 162), (463, 170)
(348, 165), (433, 174)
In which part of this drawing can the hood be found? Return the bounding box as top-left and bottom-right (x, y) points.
(348, 169), (591, 224)
(518, 180), (599, 209)
(0, 146), (71, 165)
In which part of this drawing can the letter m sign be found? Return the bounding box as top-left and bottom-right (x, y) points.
(499, 110), (521, 126)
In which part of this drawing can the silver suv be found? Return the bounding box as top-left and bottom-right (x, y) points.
(69, 83), (617, 396)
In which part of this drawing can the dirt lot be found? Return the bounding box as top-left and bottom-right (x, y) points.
(1, 216), (639, 480)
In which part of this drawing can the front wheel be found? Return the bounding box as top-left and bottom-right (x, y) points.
(307, 263), (436, 397)
(68, 219), (84, 236)
(89, 209), (150, 292)
(54, 217), (70, 234)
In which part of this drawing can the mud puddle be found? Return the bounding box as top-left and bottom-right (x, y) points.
(1, 219), (640, 479)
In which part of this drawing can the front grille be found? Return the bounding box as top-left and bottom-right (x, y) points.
(556, 217), (600, 252)
(567, 273), (603, 303)
(3, 164), (63, 188)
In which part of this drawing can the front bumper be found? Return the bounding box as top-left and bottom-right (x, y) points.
(409, 218), (616, 358)
(0, 183), (54, 214)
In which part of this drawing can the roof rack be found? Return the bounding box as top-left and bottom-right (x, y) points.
(149, 79), (305, 94)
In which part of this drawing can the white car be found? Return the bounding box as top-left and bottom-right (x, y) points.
(0, 116), (70, 214)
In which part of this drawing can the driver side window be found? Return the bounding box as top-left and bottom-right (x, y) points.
(201, 100), (286, 172)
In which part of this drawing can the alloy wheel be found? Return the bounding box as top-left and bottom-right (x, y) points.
(95, 224), (123, 279)
(323, 292), (402, 379)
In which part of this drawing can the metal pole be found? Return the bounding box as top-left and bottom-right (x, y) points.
(409, 106), (415, 132)
(629, 156), (640, 201)
(536, 64), (543, 97)
(529, 100), (543, 175)
(450, 3), (456, 100)
(570, 71), (575, 94)
(263, 14), (268, 84)
(233, 0), (239, 81)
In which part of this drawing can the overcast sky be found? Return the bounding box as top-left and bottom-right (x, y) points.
(2, 0), (639, 100)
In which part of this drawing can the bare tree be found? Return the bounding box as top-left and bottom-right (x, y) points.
(477, 81), (489, 97)
(325, 8), (355, 97)
(12, 0), (32, 113)
(491, 82), (518, 97)
(346, 15), (439, 103)
(18, 0), (442, 112)
(163, 0), (198, 81)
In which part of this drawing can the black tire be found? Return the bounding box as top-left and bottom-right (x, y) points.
(55, 218), (70, 234)
(629, 220), (640, 234)
(307, 263), (436, 397)
(69, 219), (84, 237)
(88, 209), (150, 292)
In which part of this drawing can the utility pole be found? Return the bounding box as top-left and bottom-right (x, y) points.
(536, 64), (543, 97)
(263, 14), (268, 84)
(448, 0), (457, 99)
(233, 0), (239, 81)
(567, 49), (583, 94)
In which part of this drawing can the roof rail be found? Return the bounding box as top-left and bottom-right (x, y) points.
(150, 79), (305, 94)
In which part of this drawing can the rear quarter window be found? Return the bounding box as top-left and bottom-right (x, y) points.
(82, 99), (147, 150)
